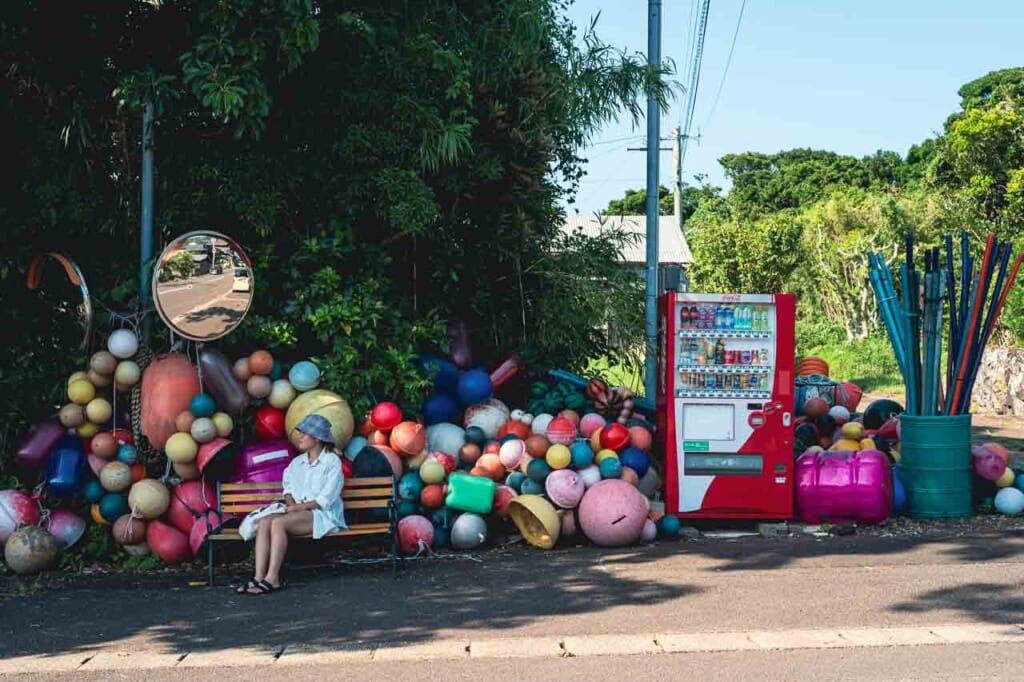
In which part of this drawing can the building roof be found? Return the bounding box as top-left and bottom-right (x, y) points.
(560, 214), (693, 265)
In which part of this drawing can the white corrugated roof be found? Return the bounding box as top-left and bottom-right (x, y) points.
(560, 214), (693, 264)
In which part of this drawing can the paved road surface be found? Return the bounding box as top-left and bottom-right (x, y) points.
(3, 531), (1024, 679)
(154, 273), (249, 338)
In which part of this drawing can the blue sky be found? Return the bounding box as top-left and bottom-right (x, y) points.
(563, 0), (1024, 214)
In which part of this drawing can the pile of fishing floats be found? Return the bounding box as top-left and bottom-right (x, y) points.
(869, 232), (1023, 416)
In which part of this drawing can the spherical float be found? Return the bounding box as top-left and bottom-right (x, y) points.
(476, 453), (505, 481)
(246, 375), (272, 399)
(995, 467), (1016, 488)
(4, 526), (60, 575)
(87, 369), (111, 388)
(620, 466), (640, 486)
(267, 379), (297, 410)
(211, 412), (234, 438)
(828, 405), (851, 423)
(984, 442), (1011, 464)
(525, 434), (550, 458)
(128, 479), (170, 519)
(251, 406), (285, 441)
(619, 448), (650, 478)
(521, 478), (544, 495)
(499, 439), (526, 470)
(973, 451), (1007, 482)
(288, 361), (321, 392)
(83, 398), (112, 425)
(419, 458), (446, 484)
(42, 509), (85, 550)
(425, 423), (465, 457)
(526, 458), (551, 483)
(99, 492), (130, 522)
(498, 420), (531, 440)
(248, 350), (274, 376)
(398, 473), (424, 502)
(59, 403), (86, 428)
(114, 360), (141, 387)
(116, 444), (138, 465)
(189, 394), (216, 418)
(419, 484), (445, 509)
(84, 479), (104, 503)
(463, 403), (507, 440)
(545, 417), (576, 446)
(398, 515), (434, 554)
(599, 423), (630, 452)
(863, 399), (904, 430)
(995, 487), (1024, 514)
(391, 421), (427, 457)
(167, 481), (215, 534)
(506, 471), (526, 492)
(508, 495), (560, 549)
(147, 520), (190, 564)
(531, 413), (555, 437)
(545, 443), (572, 469)
(103, 328), (138, 359)
(370, 402), (403, 432)
(67, 378), (96, 406)
(112, 514), (148, 545)
(599, 457), (623, 479)
(0, 490), (40, 543)
(99, 461), (132, 492)
(173, 410), (195, 435)
(578, 464), (602, 489)
(579, 413), (606, 438)
(840, 422), (865, 441)
(641, 518), (658, 542)
(285, 390), (355, 449)
(464, 425), (486, 445)
(657, 513), (682, 538)
(493, 485), (518, 518)
(76, 422), (99, 439)
(165, 432), (198, 463)
(456, 369), (493, 406)
(578, 479), (648, 547)
(90, 350), (118, 376)
(451, 512), (488, 549)
(189, 417), (217, 444)
(421, 392), (460, 426)
(803, 397), (829, 419)
(233, 357), (253, 381)
(459, 443), (482, 466)
(595, 449), (619, 465)
(545, 469), (585, 509)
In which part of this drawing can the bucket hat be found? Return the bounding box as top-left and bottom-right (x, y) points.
(295, 414), (335, 444)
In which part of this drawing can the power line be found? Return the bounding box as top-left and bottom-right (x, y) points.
(678, 0), (711, 175)
(587, 134), (646, 147)
(703, 0), (747, 132)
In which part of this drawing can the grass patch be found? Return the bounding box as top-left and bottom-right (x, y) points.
(800, 335), (904, 394)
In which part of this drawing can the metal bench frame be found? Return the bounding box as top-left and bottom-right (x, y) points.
(206, 476), (398, 585)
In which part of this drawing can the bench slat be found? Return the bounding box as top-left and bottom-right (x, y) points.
(208, 523), (391, 541)
(345, 477), (394, 487)
(220, 493), (286, 503)
(221, 483), (285, 491)
(339, 500), (392, 510)
(342, 488), (394, 499)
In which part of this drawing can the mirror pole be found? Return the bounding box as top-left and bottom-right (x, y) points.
(140, 100), (155, 344)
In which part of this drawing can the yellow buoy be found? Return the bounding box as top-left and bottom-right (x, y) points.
(77, 422), (99, 439)
(68, 379), (96, 406)
(165, 432), (198, 463)
(995, 467), (1016, 488)
(840, 422), (865, 441)
(284, 389), (354, 449)
(595, 449), (619, 464)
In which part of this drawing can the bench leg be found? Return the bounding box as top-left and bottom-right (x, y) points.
(207, 540), (215, 587)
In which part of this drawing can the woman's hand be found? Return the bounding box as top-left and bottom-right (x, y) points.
(286, 502), (320, 513)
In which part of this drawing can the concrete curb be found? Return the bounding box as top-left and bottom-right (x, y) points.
(2, 623), (1023, 675)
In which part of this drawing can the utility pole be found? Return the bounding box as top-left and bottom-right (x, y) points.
(140, 101), (155, 344)
(643, 0), (661, 403)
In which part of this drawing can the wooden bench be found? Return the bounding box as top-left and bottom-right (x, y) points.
(205, 476), (398, 585)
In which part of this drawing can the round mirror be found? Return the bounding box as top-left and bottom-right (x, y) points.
(152, 231), (254, 341)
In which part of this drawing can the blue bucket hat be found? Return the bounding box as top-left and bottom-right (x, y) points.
(295, 414), (335, 444)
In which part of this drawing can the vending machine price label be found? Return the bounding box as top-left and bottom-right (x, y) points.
(683, 440), (710, 452)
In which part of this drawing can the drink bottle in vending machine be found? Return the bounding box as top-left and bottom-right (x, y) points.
(656, 292), (796, 519)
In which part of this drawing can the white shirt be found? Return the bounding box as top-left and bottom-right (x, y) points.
(282, 450), (347, 538)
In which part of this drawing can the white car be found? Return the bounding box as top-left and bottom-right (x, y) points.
(232, 268), (251, 293)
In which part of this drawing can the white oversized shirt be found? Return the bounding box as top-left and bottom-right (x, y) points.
(281, 450), (347, 538)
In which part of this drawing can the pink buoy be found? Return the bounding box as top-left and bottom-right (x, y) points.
(42, 509), (86, 549)
(641, 518), (657, 542)
(545, 469), (585, 509)
(167, 481), (216, 534)
(579, 413), (606, 439)
(577, 479), (648, 547)
(973, 450), (1007, 482)
(146, 520), (190, 565)
(0, 490), (40, 543)
(397, 515), (434, 555)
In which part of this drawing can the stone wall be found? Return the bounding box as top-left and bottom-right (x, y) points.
(971, 348), (1024, 416)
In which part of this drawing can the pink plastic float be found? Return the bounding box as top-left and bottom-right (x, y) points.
(577, 479), (648, 547)
(796, 449), (893, 524)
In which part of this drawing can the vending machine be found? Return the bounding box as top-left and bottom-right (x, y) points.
(657, 292), (796, 519)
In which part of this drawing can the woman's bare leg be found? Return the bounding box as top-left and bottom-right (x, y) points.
(265, 511), (313, 587)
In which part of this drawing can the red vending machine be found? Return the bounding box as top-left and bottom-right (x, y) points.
(657, 292), (796, 519)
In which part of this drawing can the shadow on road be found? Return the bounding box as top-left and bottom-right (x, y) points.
(0, 545), (699, 658)
(891, 582), (1024, 625)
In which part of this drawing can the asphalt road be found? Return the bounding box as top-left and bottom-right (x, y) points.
(154, 273), (250, 338)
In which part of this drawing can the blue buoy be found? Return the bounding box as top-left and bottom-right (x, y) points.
(570, 441), (594, 469)
(189, 394), (217, 418)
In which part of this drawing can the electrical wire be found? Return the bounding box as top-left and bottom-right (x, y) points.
(678, 0), (711, 177)
(702, 0), (747, 132)
(587, 134), (646, 147)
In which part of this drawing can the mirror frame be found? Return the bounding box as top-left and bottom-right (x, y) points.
(25, 251), (93, 352)
(151, 230), (255, 342)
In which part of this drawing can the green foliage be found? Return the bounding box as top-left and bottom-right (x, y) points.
(957, 68), (1024, 111)
(603, 178), (720, 225)
(160, 251), (195, 282)
(1, 1), (677, 459)
(800, 335), (904, 395)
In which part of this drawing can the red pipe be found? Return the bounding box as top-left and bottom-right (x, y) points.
(950, 234), (996, 414)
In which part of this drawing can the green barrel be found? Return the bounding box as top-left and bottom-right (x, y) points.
(898, 414), (972, 519)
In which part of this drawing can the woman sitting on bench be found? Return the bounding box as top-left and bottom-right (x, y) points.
(237, 414), (346, 595)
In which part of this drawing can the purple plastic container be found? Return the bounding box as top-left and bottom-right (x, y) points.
(231, 439), (297, 484)
(796, 449), (893, 525)
(16, 421), (65, 468)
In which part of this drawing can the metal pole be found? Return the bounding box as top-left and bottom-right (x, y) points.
(140, 100), (155, 343)
(673, 127), (682, 234)
(644, 0), (662, 402)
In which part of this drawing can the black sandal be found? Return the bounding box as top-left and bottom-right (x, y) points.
(235, 579), (259, 595)
(253, 579), (286, 595)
